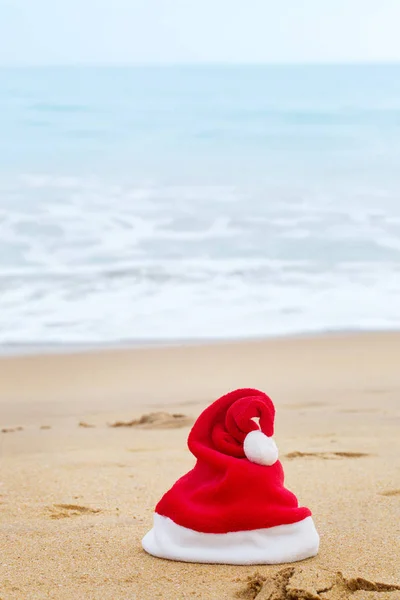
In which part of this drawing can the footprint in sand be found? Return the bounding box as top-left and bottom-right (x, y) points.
(363, 388), (390, 395)
(1, 426), (23, 433)
(236, 566), (400, 599)
(48, 504), (101, 519)
(109, 412), (193, 429)
(380, 490), (400, 497)
(285, 451), (369, 460)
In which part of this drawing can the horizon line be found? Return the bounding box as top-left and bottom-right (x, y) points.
(1, 60), (400, 69)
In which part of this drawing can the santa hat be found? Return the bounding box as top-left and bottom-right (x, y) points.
(142, 388), (319, 564)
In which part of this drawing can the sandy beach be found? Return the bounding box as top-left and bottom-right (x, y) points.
(1, 332), (400, 599)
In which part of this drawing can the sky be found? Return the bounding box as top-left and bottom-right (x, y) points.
(1, 0), (400, 66)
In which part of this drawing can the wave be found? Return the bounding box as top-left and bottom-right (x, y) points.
(0, 257), (313, 281)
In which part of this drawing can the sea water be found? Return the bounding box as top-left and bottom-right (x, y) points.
(1, 65), (400, 347)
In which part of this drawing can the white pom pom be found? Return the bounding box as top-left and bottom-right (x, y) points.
(243, 430), (279, 466)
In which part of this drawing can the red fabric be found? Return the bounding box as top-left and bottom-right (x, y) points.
(155, 388), (311, 534)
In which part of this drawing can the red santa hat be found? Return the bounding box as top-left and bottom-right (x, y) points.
(142, 388), (319, 564)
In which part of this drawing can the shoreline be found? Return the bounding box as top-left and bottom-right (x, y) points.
(0, 326), (398, 358)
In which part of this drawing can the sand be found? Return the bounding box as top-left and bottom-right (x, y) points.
(1, 332), (399, 599)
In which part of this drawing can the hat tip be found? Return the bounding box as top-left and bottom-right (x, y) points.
(243, 430), (279, 466)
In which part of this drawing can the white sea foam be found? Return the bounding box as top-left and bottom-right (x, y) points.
(1, 173), (400, 345)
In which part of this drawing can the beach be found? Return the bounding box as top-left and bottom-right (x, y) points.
(1, 332), (399, 599)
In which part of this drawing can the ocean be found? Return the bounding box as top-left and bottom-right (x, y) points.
(1, 65), (400, 348)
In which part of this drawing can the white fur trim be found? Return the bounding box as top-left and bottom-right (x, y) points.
(243, 430), (279, 466)
(142, 514), (319, 564)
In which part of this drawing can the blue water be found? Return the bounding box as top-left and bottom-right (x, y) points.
(1, 65), (400, 345)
